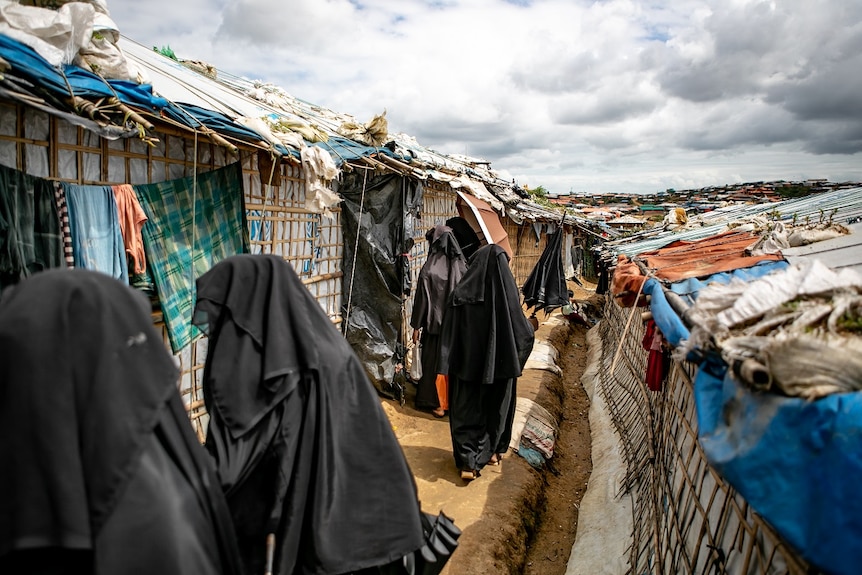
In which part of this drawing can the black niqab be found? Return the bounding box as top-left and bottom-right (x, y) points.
(0, 268), (241, 575)
(437, 245), (535, 473)
(439, 244), (535, 384)
(410, 224), (468, 336)
(193, 254), (426, 575)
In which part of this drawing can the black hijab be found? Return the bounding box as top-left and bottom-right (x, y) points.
(410, 224), (468, 335)
(193, 254), (425, 575)
(0, 268), (241, 574)
(438, 244), (535, 384)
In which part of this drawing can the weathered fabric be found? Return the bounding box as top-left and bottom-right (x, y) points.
(63, 183), (128, 283)
(0, 163), (63, 289)
(112, 184), (148, 274)
(134, 162), (249, 353)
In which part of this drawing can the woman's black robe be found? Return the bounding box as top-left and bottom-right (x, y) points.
(193, 254), (428, 575)
(0, 269), (242, 575)
(410, 225), (468, 410)
(437, 245), (535, 473)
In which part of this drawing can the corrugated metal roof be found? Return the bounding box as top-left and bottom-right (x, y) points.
(605, 186), (862, 259)
(782, 221), (862, 275)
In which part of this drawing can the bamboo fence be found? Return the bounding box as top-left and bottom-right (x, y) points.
(597, 296), (818, 575)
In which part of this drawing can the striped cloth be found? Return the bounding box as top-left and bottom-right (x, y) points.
(53, 183), (75, 267)
(135, 162), (249, 353)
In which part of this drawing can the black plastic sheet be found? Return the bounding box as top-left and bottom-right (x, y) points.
(340, 172), (424, 388)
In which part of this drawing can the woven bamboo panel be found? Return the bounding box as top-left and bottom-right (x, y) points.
(403, 182), (459, 350)
(0, 103), (349, 440)
(504, 217), (547, 287)
(598, 297), (816, 575)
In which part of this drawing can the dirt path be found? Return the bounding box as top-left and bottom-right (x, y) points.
(522, 319), (592, 575)
(382, 284), (598, 575)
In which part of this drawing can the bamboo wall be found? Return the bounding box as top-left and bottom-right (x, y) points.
(597, 297), (816, 575)
(2, 100), (567, 442)
(0, 101), (343, 440)
(403, 181), (459, 350)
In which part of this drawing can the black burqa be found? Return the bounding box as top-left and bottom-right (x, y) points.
(193, 254), (432, 575)
(0, 268), (242, 575)
(438, 245), (535, 473)
(521, 226), (568, 315)
(410, 224), (468, 410)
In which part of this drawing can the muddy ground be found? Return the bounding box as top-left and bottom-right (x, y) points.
(381, 284), (599, 575)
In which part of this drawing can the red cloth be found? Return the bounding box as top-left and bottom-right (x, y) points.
(642, 320), (668, 392)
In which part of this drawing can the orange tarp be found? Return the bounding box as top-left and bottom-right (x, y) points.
(610, 229), (785, 306)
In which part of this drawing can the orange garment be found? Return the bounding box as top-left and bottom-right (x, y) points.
(435, 374), (449, 410)
(610, 257), (647, 308)
(112, 184), (148, 274)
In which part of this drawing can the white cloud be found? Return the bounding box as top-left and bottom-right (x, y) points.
(106, 0), (862, 194)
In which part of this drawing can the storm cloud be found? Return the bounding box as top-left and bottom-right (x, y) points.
(108, 0), (862, 194)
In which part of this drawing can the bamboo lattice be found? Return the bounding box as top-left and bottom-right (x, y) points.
(598, 297), (818, 575)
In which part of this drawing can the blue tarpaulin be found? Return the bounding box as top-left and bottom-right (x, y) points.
(648, 263), (862, 575)
(642, 278), (689, 348)
(0, 34), (168, 113)
(314, 137), (409, 166)
(695, 360), (862, 575)
(161, 102), (294, 157)
(668, 260), (789, 304)
(0, 33), (288, 154)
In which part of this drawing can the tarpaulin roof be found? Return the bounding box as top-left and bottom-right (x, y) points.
(0, 32), (292, 154)
(604, 186), (862, 258)
(626, 224), (862, 575)
(0, 33), (167, 113)
(609, 229), (784, 306)
(635, 229), (784, 282)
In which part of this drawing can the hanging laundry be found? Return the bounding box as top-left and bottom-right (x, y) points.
(134, 162), (249, 353)
(53, 183), (74, 267)
(63, 182), (129, 284)
(0, 163), (63, 289)
(642, 319), (669, 391)
(112, 184), (148, 274)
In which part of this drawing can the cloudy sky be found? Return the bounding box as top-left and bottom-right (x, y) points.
(106, 0), (862, 195)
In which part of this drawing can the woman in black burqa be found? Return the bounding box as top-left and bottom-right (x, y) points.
(0, 268), (242, 575)
(193, 254), (458, 575)
(410, 224), (468, 415)
(438, 244), (535, 481)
